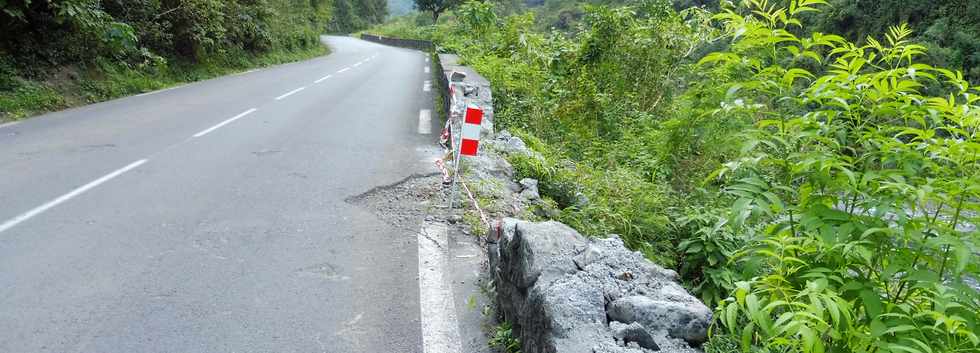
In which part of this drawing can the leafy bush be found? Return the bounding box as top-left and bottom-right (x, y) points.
(697, 1), (980, 352)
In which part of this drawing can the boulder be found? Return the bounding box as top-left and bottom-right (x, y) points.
(490, 218), (712, 353)
(607, 296), (712, 344)
(610, 321), (660, 351)
(498, 220), (586, 289)
(519, 178), (541, 200)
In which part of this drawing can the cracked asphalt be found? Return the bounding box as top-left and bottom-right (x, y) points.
(0, 36), (439, 353)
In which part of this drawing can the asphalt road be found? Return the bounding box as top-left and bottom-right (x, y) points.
(0, 36), (436, 353)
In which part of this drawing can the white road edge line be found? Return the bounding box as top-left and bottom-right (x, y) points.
(418, 109), (432, 134)
(315, 74), (333, 83)
(193, 108), (258, 138)
(423, 80), (432, 92)
(0, 159), (148, 234)
(337, 67), (350, 73)
(0, 120), (20, 129)
(135, 85), (183, 97)
(275, 87), (306, 100)
(417, 222), (463, 353)
(230, 69), (259, 77)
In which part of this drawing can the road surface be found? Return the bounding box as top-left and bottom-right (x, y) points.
(0, 36), (438, 352)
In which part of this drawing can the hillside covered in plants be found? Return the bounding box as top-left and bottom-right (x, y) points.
(0, 0), (387, 120)
(368, 0), (980, 351)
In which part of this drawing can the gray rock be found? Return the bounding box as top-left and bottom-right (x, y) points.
(468, 153), (513, 180)
(610, 321), (660, 351)
(521, 188), (541, 201)
(532, 201), (561, 220)
(574, 191), (590, 208)
(573, 245), (603, 270)
(499, 220), (586, 289)
(492, 134), (529, 155)
(523, 274), (608, 352)
(450, 70), (467, 82)
(607, 296), (712, 344)
(489, 219), (711, 353)
(519, 178), (540, 200)
(507, 136), (528, 153)
(520, 178), (538, 190)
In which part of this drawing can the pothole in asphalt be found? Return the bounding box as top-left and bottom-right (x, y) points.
(345, 172), (448, 230)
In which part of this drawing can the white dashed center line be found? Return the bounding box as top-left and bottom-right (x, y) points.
(337, 67), (350, 73)
(418, 109), (432, 134)
(353, 62), (363, 67)
(193, 108), (258, 137)
(315, 74), (333, 83)
(423, 80), (432, 92)
(0, 159), (148, 234)
(275, 87), (306, 100)
(424, 66), (430, 73)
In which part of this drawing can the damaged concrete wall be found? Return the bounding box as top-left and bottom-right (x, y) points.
(439, 54), (495, 145)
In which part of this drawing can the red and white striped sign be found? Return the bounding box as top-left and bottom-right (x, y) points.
(460, 105), (483, 156)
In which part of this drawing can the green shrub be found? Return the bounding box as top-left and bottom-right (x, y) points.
(0, 80), (65, 120)
(488, 322), (522, 353)
(700, 1), (980, 351)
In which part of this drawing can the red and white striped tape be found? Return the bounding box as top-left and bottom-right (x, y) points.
(460, 105), (482, 156)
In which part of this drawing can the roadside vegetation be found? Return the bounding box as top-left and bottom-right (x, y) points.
(368, 0), (980, 351)
(0, 0), (387, 121)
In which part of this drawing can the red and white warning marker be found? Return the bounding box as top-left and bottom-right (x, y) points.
(459, 105), (483, 156)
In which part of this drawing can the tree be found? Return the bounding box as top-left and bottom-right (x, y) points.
(414, 0), (460, 22)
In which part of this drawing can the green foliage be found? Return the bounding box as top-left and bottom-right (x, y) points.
(676, 207), (743, 305)
(0, 0), (365, 119)
(0, 79), (66, 120)
(813, 0), (980, 83)
(456, 0), (497, 34)
(0, 0), (334, 67)
(697, 0), (980, 352)
(413, 0), (463, 22)
(329, 0), (388, 33)
(488, 322), (522, 353)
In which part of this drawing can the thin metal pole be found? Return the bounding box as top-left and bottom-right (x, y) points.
(448, 126), (461, 210)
